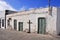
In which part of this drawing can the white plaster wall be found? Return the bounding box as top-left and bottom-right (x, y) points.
(0, 10), (5, 29)
(6, 7), (48, 32)
(46, 7), (57, 35)
(6, 13), (47, 33)
(6, 7), (57, 35)
(56, 8), (60, 35)
(0, 10), (5, 18)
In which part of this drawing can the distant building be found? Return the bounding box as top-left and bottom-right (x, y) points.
(0, 1), (17, 29)
(0, 10), (5, 29)
(0, 10), (17, 29)
(6, 7), (60, 36)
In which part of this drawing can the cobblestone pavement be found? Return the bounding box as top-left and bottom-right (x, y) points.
(0, 29), (60, 40)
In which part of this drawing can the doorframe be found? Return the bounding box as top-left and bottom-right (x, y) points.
(37, 17), (46, 34)
(14, 19), (17, 30)
(18, 22), (23, 31)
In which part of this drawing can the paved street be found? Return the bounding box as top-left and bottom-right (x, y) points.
(0, 29), (60, 40)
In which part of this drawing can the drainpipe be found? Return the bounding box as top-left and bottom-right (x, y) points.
(5, 10), (6, 29)
(48, 0), (51, 15)
(48, 0), (52, 16)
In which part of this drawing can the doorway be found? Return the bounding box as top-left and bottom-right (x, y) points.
(38, 18), (46, 34)
(18, 22), (23, 31)
(14, 19), (17, 30)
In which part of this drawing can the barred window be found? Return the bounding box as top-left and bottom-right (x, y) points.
(7, 20), (10, 26)
(7, 18), (11, 26)
(0, 19), (1, 28)
(2, 19), (4, 27)
(14, 19), (17, 30)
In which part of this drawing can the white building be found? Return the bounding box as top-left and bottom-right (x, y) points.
(6, 7), (60, 36)
(0, 1), (16, 29)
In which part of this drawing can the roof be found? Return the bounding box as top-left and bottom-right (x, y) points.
(5, 10), (18, 15)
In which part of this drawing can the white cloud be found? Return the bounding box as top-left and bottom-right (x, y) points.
(19, 6), (26, 11)
(0, 1), (16, 11)
(29, 8), (35, 10)
(0, 0), (3, 1)
(0, 1), (17, 18)
(19, 6), (36, 11)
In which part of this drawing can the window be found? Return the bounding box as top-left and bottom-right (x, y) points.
(7, 20), (10, 26)
(7, 18), (11, 26)
(0, 19), (1, 28)
(2, 19), (4, 27)
(14, 19), (17, 30)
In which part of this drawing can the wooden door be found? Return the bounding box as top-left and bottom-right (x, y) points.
(18, 22), (23, 31)
(38, 18), (46, 34)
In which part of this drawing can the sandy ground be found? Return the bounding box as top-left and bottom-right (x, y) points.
(0, 28), (60, 40)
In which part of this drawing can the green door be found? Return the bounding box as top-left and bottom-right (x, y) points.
(38, 18), (46, 34)
(18, 22), (23, 31)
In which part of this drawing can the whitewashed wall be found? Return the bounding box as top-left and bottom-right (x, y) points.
(46, 7), (57, 35)
(6, 7), (58, 35)
(56, 7), (60, 35)
(0, 10), (5, 29)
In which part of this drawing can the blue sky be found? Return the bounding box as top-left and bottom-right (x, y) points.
(5, 0), (60, 10)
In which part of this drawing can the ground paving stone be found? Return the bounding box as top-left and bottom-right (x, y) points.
(0, 29), (60, 40)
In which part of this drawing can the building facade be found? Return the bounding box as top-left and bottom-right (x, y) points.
(0, 10), (17, 29)
(0, 17), (5, 29)
(0, 0), (17, 29)
(6, 7), (60, 36)
(0, 10), (5, 29)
